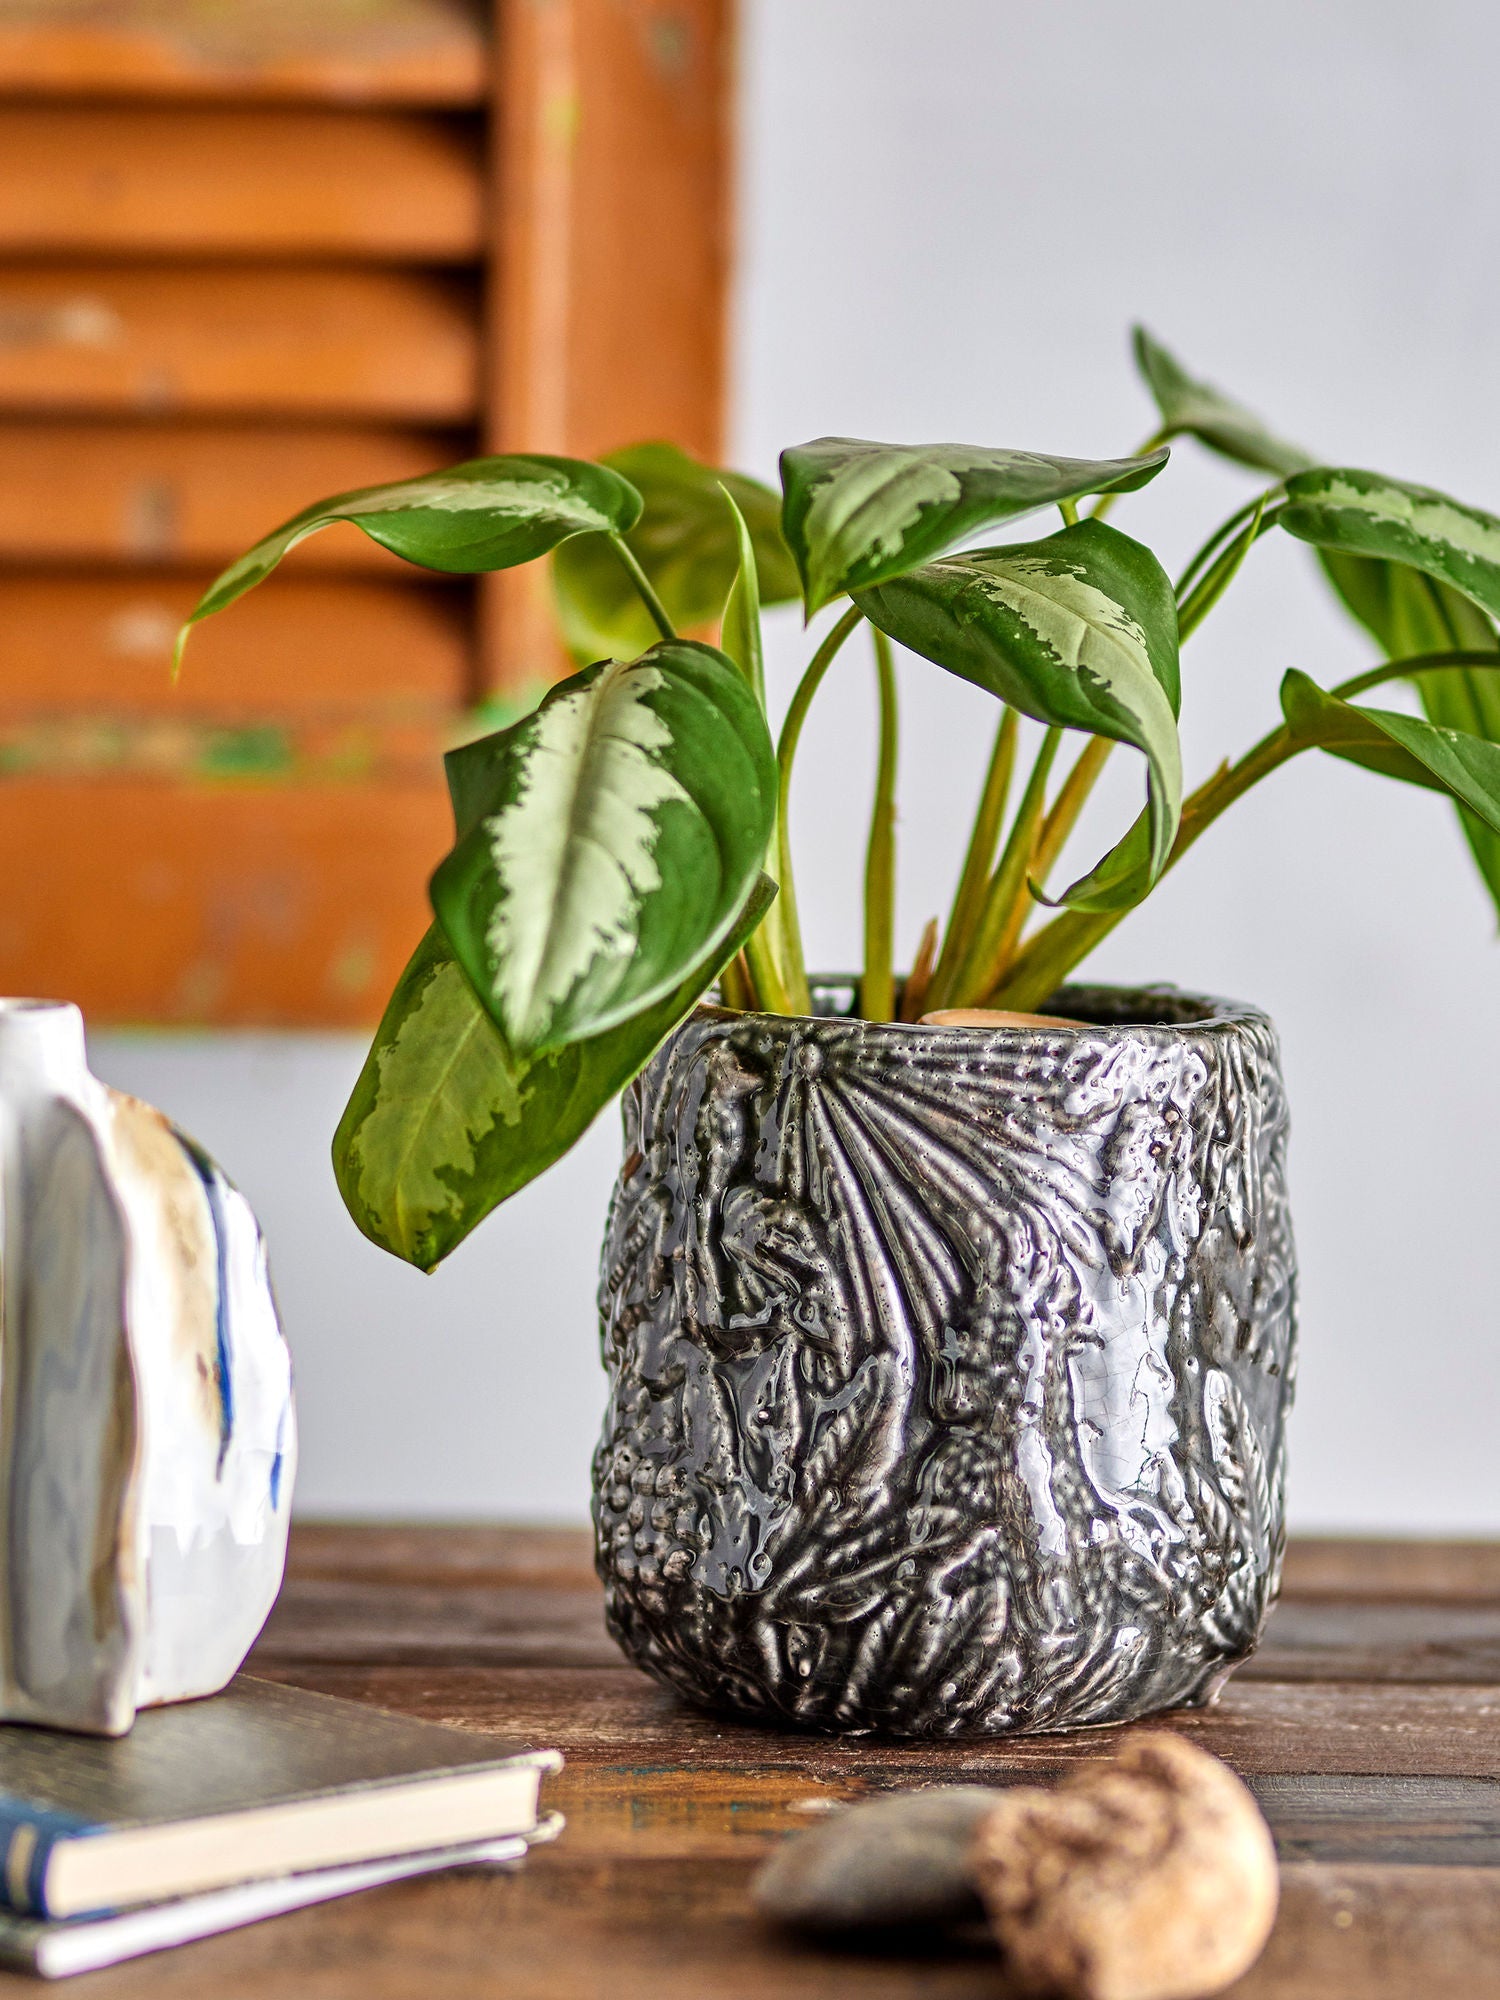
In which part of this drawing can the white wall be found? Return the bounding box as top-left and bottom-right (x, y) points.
(96, 0), (1500, 1530)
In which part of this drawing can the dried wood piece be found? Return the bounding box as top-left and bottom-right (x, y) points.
(970, 1732), (1278, 2000)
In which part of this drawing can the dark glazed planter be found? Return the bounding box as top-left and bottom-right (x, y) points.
(593, 982), (1296, 1737)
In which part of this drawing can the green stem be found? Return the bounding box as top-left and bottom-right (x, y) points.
(987, 647), (1500, 1014)
(950, 725), (1061, 1005)
(1331, 650), (1500, 700)
(1059, 497), (1080, 527)
(991, 724), (1298, 1012)
(925, 707), (1018, 1011)
(861, 629), (899, 1021)
(1176, 497), (1278, 644)
(1174, 490), (1279, 603)
(774, 603), (865, 1015)
(1031, 735), (1114, 889)
(608, 534), (675, 642)
(742, 899), (795, 1017)
(718, 951), (754, 1011)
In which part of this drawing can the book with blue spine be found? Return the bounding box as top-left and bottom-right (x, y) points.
(0, 1675), (560, 1921)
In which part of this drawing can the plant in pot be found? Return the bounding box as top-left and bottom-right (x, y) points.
(178, 330), (1500, 1737)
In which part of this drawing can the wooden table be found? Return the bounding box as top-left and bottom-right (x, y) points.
(22, 1528), (1500, 1998)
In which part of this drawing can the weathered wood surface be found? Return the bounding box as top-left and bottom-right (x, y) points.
(0, 0), (487, 104)
(0, 781), (447, 1026)
(0, 107), (483, 260)
(0, 421), (469, 567)
(33, 1524), (1454, 1996)
(0, 265), (479, 420)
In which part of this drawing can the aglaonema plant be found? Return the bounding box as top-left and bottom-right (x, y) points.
(177, 334), (1500, 1270)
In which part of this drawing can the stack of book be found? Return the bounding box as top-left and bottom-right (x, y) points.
(0, 1675), (561, 1976)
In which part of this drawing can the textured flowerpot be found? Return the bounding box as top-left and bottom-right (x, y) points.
(594, 982), (1296, 1737)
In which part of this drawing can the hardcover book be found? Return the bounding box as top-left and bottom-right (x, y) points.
(0, 1675), (560, 1919)
(0, 1833), (556, 1978)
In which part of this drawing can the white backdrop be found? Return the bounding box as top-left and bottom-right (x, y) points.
(95, 0), (1500, 1530)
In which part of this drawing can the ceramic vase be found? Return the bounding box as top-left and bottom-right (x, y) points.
(0, 999), (295, 1736)
(594, 983), (1296, 1737)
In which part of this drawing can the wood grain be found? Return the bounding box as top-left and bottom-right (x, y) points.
(0, 576), (469, 714)
(6, 1525), (1482, 1996)
(0, 107), (484, 260)
(0, 266), (479, 420)
(0, 422), (473, 568)
(0, 780), (447, 1025)
(1281, 1537), (1500, 1602)
(0, 0), (487, 104)
(482, 0), (732, 690)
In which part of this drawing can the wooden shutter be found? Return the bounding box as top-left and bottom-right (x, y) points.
(0, 0), (730, 1025)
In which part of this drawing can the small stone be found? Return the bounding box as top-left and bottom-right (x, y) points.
(752, 1786), (999, 1932)
(969, 1732), (1279, 2000)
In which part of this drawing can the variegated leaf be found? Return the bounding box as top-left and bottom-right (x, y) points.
(1131, 327), (1313, 478)
(177, 454), (641, 664)
(780, 436), (1170, 614)
(334, 875), (778, 1269)
(1281, 669), (1500, 829)
(1319, 556), (1500, 917)
(855, 519), (1183, 885)
(551, 443), (798, 662)
(431, 640), (776, 1057)
(1281, 468), (1500, 623)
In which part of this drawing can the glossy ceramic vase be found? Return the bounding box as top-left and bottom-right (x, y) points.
(0, 999), (295, 1736)
(593, 982), (1296, 1737)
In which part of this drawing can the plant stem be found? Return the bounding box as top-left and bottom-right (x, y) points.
(1176, 497), (1277, 644)
(1331, 649), (1500, 700)
(950, 725), (1062, 1004)
(861, 628), (900, 1021)
(1031, 735), (1114, 889)
(608, 534), (676, 642)
(899, 915), (940, 1021)
(991, 724), (1298, 1012)
(984, 648), (1500, 1014)
(925, 706), (1018, 1011)
(773, 603), (865, 1015)
(1059, 497), (1080, 527)
(1174, 491), (1279, 604)
(718, 950), (754, 1011)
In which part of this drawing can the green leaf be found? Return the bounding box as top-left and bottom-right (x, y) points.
(1131, 328), (1313, 478)
(780, 436), (1170, 614)
(430, 639), (776, 1057)
(1281, 467), (1500, 623)
(176, 454), (641, 664)
(551, 443), (798, 662)
(1319, 555), (1500, 921)
(1043, 804), (1154, 915)
(854, 518), (1182, 884)
(334, 876), (777, 1270)
(719, 485), (766, 708)
(1281, 669), (1500, 828)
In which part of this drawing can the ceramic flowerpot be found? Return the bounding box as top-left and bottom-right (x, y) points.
(593, 981), (1296, 1737)
(0, 998), (295, 1735)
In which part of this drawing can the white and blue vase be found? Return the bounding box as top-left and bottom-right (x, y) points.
(0, 999), (295, 1735)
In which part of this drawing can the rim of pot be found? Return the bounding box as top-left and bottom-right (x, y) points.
(700, 976), (1274, 1043)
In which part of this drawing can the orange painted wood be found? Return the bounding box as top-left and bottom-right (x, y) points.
(0, 421), (473, 567)
(0, 779), (450, 1025)
(0, 107), (484, 260)
(481, 0), (733, 691)
(0, 266), (480, 421)
(0, 575), (469, 715)
(0, 0), (488, 104)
